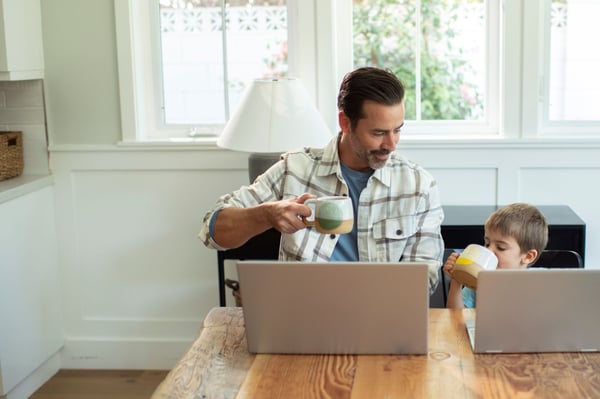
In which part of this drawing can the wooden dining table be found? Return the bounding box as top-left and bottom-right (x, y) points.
(151, 307), (600, 399)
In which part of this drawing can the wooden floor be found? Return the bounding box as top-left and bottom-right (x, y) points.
(29, 369), (169, 399)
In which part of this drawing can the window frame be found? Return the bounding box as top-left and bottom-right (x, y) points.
(115, 0), (600, 144)
(344, 0), (502, 138)
(521, 0), (600, 138)
(114, 0), (338, 143)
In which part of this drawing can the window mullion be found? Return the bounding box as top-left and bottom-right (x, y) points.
(221, 1), (230, 121)
(415, 0), (422, 121)
(520, 0), (544, 138)
(499, 0), (522, 139)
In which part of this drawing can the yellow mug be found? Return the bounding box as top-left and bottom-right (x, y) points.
(452, 244), (498, 289)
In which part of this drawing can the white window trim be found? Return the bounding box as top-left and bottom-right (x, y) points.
(501, 0), (523, 140)
(335, 0), (502, 138)
(115, 0), (501, 143)
(408, 0), (504, 139)
(521, 0), (600, 138)
(114, 0), (337, 143)
(114, 0), (138, 143)
(115, 0), (600, 145)
(115, 0), (210, 142)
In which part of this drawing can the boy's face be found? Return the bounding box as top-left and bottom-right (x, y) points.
(484, 228), (535, 269)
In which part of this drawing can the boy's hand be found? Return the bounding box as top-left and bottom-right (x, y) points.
(443, 252), (461, 278)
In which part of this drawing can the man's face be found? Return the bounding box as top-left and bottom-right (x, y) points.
(340, 100), (404, 171)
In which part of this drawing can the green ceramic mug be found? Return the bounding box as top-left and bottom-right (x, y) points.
(303, 196), (353, 234)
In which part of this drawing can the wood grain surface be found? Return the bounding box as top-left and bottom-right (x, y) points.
(30, 369), (169, 399)
(152, 307), (600, 399)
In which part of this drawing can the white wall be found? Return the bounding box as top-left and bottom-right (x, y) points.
(49, 141), (600, 369)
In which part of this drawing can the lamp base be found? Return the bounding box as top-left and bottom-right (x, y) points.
(248, 152), (283, 183)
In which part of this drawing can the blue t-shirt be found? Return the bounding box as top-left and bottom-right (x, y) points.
(462, 287), (477, 308)
(330, 162), (373, 261)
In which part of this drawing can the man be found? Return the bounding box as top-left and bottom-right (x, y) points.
(199, 67), (444, 292)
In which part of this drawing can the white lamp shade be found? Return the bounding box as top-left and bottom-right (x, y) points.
(217, 78), (333, 153)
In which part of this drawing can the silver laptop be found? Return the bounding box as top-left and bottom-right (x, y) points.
(468, 268), (600, 353)
(236, 261), (430, 355)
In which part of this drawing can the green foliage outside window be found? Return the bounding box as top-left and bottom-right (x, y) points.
(353, 0), (484, 121)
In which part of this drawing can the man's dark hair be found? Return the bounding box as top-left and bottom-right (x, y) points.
(337, 67), (405, 130)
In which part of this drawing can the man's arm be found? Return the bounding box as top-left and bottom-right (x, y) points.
(209, 193), (316, 249)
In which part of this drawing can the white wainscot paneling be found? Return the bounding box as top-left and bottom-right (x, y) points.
(72, 171), (215, 320)
(402, 143), (600, 268)
(49, 142), (600, 369)
(520, 167), (600, 268)
(428, 168), (498, 205)
(51, 149), (249, 369)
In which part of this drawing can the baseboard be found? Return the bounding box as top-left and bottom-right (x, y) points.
(60, 338), (193, 369)
(3, 352), (61, 399)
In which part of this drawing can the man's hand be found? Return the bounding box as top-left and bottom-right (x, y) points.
(213, 193), (317, 248)
(265, 193), (316, 234)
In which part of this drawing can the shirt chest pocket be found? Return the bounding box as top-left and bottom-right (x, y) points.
(371, 216), (417, 261)
(372, 216), (417, 242)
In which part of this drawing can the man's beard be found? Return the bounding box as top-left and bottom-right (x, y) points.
(349, 132), (390, 170)
(367, 149), (391, 169)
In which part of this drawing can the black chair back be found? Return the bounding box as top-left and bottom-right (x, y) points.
(217, 228), (280, 306)
(533, 250), (583, 268)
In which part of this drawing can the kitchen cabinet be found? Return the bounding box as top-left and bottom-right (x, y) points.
(0, 0), (44, 80)
(0, 184), (63, 398)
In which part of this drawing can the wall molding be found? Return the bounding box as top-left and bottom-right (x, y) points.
(48, 137), (600, 154)
(4, 353), (61, 399)
(48, 145), (600, 369)
(60, 338), (192, 370)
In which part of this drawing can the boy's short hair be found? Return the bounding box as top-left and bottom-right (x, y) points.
(485, 203), (549, 261)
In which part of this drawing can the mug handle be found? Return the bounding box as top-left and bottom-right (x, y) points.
(302, 199), (317, 227)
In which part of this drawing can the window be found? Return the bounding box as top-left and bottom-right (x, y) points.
(352, 0), (499, 137)
(158, 1), (288, 130)
(523, 0), (600, 137)
(116, 0), (298, 141)
(115, 0), (600, 143)
(548, 0), (600, 122)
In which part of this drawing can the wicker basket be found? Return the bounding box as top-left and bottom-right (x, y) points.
(0, 131), (24, 181)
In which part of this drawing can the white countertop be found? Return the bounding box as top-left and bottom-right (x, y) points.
(0, 174), (54, 204)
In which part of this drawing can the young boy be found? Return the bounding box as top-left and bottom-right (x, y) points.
(444, 203), (549, 308)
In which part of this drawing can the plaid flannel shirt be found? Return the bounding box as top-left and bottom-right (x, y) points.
(199, 135), (445, 292)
